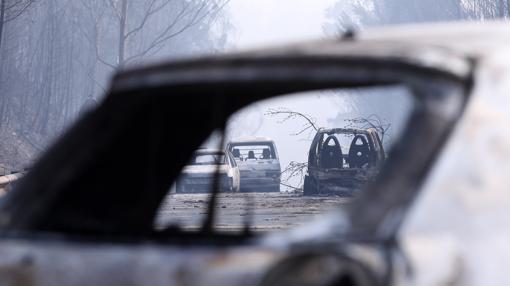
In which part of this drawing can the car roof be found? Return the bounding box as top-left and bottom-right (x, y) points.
(228, 136), (274, 144)
(358, 21), (510, 56)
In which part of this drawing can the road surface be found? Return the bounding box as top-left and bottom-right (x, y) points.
(156, 192), (351, 232)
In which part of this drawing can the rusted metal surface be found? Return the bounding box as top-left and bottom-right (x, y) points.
(5, 21), (510, 286)
(400, 34), (510, 285)
(0, 238), (282, 286)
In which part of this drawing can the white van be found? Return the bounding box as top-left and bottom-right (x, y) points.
(226, 137), (281, 192)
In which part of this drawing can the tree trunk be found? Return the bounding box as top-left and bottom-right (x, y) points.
(0, 0), (4, 51)
(118, 0), (127, 67)
(499, 0), (506, 18)
(0, 0), (5, 126)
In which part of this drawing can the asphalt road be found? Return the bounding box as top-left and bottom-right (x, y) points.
(156, 192), (351, 232)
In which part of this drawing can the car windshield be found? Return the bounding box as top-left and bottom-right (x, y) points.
(156, 85), (414, 233)
(191, 154), (226, 165)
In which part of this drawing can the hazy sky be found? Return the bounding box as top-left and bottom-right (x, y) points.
(227, 0), (337, 49)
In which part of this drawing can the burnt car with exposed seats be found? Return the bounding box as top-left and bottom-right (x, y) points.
(175, 149), (240, 193)
(226, 137), (281, 192)
(303, 127), (385, 196)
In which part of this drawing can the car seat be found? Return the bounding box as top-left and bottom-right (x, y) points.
(348, 135), (371, 168)
(247, 150), (256, 160)
(232, 148), (241, 158)
(261, 148), (271, 159)
(320, 135), (343, 168)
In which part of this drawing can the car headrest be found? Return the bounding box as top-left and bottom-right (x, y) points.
(262, 148), (271, 159)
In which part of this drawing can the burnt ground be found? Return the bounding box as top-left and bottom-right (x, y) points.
(156, 192), (351, 232)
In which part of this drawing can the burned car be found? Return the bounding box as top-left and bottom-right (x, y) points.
(1, 22), (510, 286)
(227, 137), (281, 192)
(175, 149), (240, 193)
(303, 127), (385, 196)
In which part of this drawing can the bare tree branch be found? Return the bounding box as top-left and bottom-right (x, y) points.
(344, 114), (391, 142)
(96, 42), (116, 70)
(124, 0), (198, 63)
(279, 160), (308, 190)
(265, 107), (319, 136)
(124, 0), (172, 41)
(107, 0), (121, 20)
(265, 107), (320, 190)
(77, 0), (116, 70)
(124, 0), (228, 64)
(4, 0), (34, 23)
(72, 57), (107, 93)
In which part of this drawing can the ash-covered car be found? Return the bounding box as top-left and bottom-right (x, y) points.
(2, 22), (510, 286)
(175, 149), (240, 193)
(227, 137), (281, 192)
(303, 127), (385, 196)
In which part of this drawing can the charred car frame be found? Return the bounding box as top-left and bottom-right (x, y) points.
(303, 127), (385, 196)
(0, 21), (489, 286)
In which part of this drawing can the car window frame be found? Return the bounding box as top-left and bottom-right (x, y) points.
(0, 44), (472, 242)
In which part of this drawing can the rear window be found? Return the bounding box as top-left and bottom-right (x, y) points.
(229, 142), (277, 160)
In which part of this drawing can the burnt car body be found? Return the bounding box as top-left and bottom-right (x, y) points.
(303, 127), (385, 196)
(0, 22), (509, 285)
(175, 149), (240, 193)
(227, 137), (281, 192)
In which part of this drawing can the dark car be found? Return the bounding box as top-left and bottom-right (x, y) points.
(303, 127), (385, 196)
